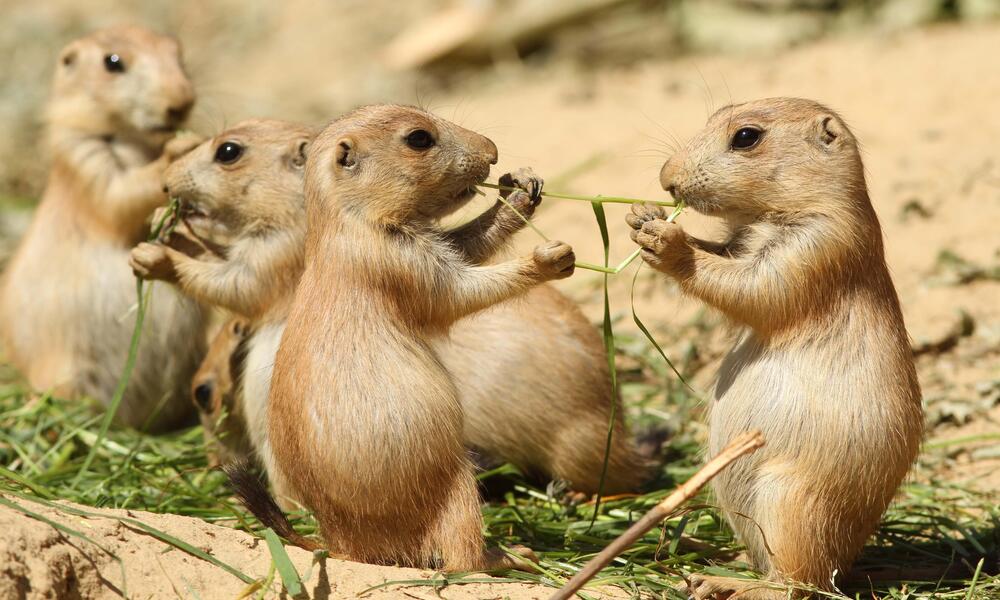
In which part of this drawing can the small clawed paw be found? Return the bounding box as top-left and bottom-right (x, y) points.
(625, 202), (667, 230)
(129, 242), (172, 280)
(631, 219), (685, 255)
(533, 240), (575, 280)
(504, 545), (540, 573)
(499, 167), (543, 207)
(503, 190), (536, 219)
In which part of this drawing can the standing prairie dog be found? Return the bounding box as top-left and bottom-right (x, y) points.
(628, 98), (923, 598)
(270, 104), (575, 569)
(0, 25), (206, 431)
(131, 118), (645, 494)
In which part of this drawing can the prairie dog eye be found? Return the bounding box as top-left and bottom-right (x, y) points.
(214, 141), (244, 164)
(731, 127), (763, 150)
(405, 129), (435, 150)
(104, 53), (125, 73)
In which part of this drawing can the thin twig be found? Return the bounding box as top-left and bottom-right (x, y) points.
(548, 430), (766, 600)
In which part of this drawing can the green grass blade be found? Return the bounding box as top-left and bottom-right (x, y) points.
(71, 279), (148, 488)
(0, 465), (55, 498)
(263, 527), (304, 597)
(588, 200), (618, 531)
(630, 266), (693, 391)
(72, 201), (179, 487)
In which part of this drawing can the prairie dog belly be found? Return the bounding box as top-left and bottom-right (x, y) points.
(709, 330), (916, 486)
(2, 217), (204, 430)
(243, 321), (283, 467)
(76, 241), (205, 430)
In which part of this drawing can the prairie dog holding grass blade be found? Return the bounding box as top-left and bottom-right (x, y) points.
(0, 25), (206, 430)
(270, 104), (574, 569)
(628, 98), (922, 598)
(131, 118), (646, 494)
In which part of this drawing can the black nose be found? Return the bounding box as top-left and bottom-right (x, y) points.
(666, 184), (677, 197)
(166, 101), (193, 127)
(192, 382), (213, 412)
(162, 184), (170, 194)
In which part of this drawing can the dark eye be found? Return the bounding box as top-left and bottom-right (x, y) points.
(104, 53), (125, 73)
(193, 383), (213, 411)
(731, 127), (762, 150)
(405, 129), (435, 150)
(214, 142), (243, 164)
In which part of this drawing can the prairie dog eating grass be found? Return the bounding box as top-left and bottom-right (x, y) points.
(628, 98), (922, 598)
(268, 104), (574, 569)
(0, 25), (206, 430)
(131, 118), (645, 494)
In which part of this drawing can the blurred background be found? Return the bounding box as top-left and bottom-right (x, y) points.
(1, 0), (999, 480)
(3, 0), (999, 197)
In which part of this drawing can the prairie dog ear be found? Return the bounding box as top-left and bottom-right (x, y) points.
(335, 137), (357, 170)
(814, 114), (846, 149)
(287, 138), (309, 170)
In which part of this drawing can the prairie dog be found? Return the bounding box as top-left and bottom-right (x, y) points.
(191, 317), (251, 466)
(131, 118), (645, 493)
(0, 25), (206, 430)
(628, 98), (922, 598)
(271, 104), (574, 569)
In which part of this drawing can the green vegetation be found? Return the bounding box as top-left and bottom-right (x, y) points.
(1, 331), (997, 599)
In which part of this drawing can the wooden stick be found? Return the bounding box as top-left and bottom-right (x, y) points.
(549, 430), (766, 600)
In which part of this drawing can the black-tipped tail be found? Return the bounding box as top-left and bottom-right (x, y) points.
(223, 460), (323, 552)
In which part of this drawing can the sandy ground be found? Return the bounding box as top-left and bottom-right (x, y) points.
(0, 14), (998, 600)
(0, 496), (595, 600)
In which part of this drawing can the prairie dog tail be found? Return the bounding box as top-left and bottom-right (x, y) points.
(223, 460), (323, 552)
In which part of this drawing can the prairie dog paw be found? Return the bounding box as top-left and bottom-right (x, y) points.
(625, 202), (668, 231)
(631, 219), (686, 256)
(129, 242), (175, 281)
(532, 240), (575, 280)
(499, 168), (543, 206)
(505, 545), (539, 572)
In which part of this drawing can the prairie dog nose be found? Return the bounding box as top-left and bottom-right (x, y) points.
(166, 99), (193, 127)
(484, 138), (498, 165)
(659, 155), (681, 195)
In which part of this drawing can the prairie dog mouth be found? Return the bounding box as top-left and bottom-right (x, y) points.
(178, 200), (211, 225)
(452, 185), (478, 203)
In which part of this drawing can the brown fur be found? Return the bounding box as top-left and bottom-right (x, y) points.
(131, 118), (645, 494)
(627, 97), (923, 598)
(269, 104), (576, 569)
(0, 25), (206, 430)
(191, 317), (252, 466)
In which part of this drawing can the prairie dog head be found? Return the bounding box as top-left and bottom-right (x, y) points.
(191, 318), (252, 465)
(660, 97), (865, 220)
(47, 25), (195, 149)
(306, 104), (499, 226)
(164, 119), (313, 238)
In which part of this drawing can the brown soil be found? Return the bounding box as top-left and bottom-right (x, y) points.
(0, 496), (596, 600)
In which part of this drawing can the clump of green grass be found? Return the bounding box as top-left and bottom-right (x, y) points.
(1, 337), (998, 599)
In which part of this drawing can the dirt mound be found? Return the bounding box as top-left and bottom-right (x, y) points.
(0, 495), (576, 600)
